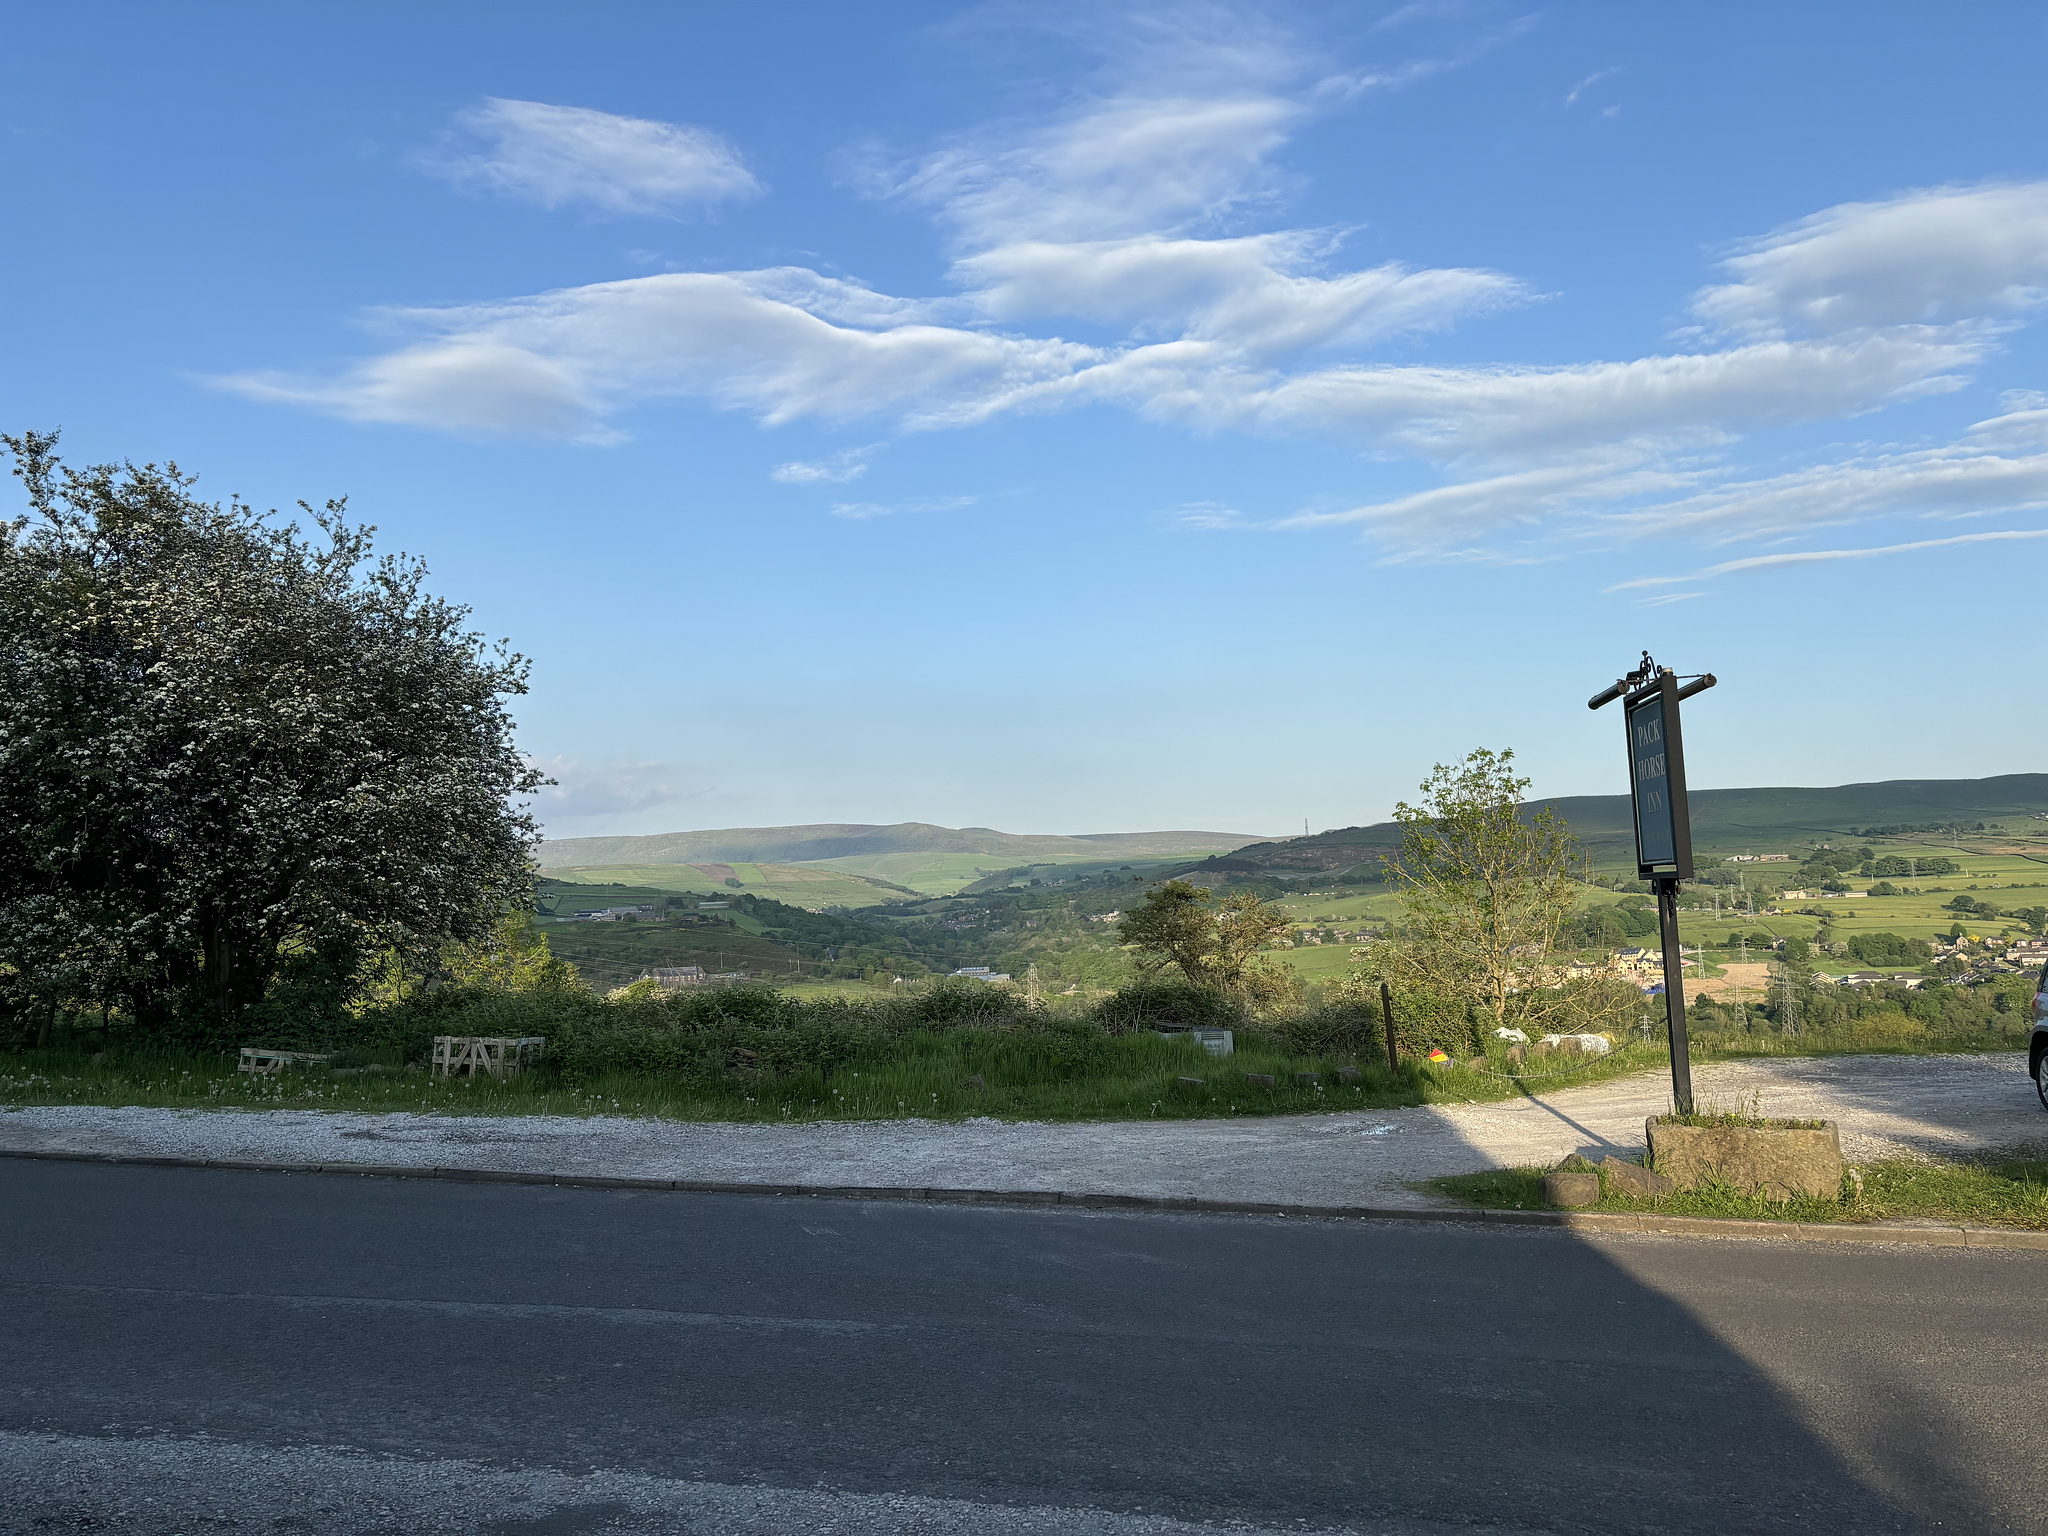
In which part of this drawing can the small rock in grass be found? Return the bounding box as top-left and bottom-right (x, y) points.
(1243, 1072), (1276, 1088)
(1555, 1152), (1596, 1173)
(1544, 1171), (1600, 1208)
(963, 1075), (985, 1091)
(1335, 1067), (1361, 1085)
(1176, 1076), (1205, 1088)
(1466, 1057), (1488, 1071)
(1600, 1156), (1676, 1197)
(1293, 1072), (1319, 1087)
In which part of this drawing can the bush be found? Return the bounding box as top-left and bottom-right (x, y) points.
(1272, 993), (1381, 1057)
(1093, 980), (1242, 1034)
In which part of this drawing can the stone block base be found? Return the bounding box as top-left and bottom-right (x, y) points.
(1646, 1118), (1842, 1201)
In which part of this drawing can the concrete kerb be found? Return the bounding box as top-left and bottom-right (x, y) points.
(4, 1145), (2046, 1250)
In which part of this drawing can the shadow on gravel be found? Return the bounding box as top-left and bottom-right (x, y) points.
(5, 1157), (2034, 1533)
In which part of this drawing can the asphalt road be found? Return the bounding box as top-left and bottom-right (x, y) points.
(3, 1161), (2041, 1535)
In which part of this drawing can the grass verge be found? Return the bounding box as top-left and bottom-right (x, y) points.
(0, 1035), (1451, 1123)
(1429, 1150), (2048, 1229)
(0, 1023), (2025, 1126)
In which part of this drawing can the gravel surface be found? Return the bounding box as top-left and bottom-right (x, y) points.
(1, 1053), (2036, 1208)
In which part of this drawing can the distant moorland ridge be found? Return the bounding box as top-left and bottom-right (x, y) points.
(1189, 773), (2048, 877)
(537, 822), (1273, 870)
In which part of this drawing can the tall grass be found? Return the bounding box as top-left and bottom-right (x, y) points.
(0, 1031), (1433, 1122)
(3, 973), (2027, 1125)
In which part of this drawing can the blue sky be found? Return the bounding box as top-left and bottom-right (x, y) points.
(5, 2), (2046, 839)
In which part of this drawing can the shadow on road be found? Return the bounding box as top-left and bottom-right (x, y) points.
(4, 1158), (2036, 1533)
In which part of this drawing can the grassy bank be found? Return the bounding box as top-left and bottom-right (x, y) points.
(0, 1033), (1453, 1122)
(3, 967), (2029, 1125)
(1431, 1150), (2048, 1229)
(0, 1030), (2022, 1124)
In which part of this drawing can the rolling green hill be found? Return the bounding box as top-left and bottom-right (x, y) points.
(1179, 774), (2048, 880)
(537, 822), (1269, 875)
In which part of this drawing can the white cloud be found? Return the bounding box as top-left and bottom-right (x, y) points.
(1168, 501), (1247, 529)
(215, 272), (1096, 439)
(232, 33), (2048, 584)
(827, 495), (976, 520)
(1373, 1), (1479, 29)
(1273, 458), (1683, 543)
(955, 231), (1524, 355)
(421, 98), (761, 216)
(1235, 328), (1984, 458)
(1691, 182), (2048, 338)
(771, 445), (879, 483)
(1602, 444), (2048, 543)
(1610, 527), (2048, 590)
(889, 94), (1305, 249)
(1564, 68), (1619, 107)
(529, 758), (710, 819)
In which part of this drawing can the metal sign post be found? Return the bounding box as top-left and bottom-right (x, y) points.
(1589, 654), (1716, 1115)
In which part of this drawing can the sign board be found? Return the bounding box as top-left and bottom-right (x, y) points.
(1624, 671), (1694, 880)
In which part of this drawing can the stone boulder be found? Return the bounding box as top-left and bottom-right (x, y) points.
(1543, 1171), (1600, 1208)
(1600, 1156), (1676, 1198)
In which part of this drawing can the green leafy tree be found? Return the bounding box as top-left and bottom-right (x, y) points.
(0, 432), (543, 1041)
(444, 914), (582, 993)
(1118, 879), (1296, 1013)
(1358, 748), (1619, 1038)
(1846, 931), (1933, 968)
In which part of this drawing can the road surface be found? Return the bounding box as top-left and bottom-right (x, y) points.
(4, 1159), (2042, 1534)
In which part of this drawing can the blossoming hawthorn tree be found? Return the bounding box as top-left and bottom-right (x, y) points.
(0, 431), (544, 1043)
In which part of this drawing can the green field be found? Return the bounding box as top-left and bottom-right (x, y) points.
(1673, 838), (2048, 953)
(1268, 942), (1366, 982)
(797, 849), (1199, 897)
(545, 861), (908, 909)
(1240, 836), (2048, 988)
(537, 921), (809, 991)
(538, 880), (768, 931)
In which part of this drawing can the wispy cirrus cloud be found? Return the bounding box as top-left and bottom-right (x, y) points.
(1564, 67), (1620, 108)
(419, 98), (762, 217)
(1691, 182), (2048, 339)
(1608, 526), (2048, 591)
(827, 494), (977, 520)
(771, 445), (881, 483)
(219, 20), (1520, 445)
(220, 23), (2048, 581)
(217, 272), (1094, 440)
